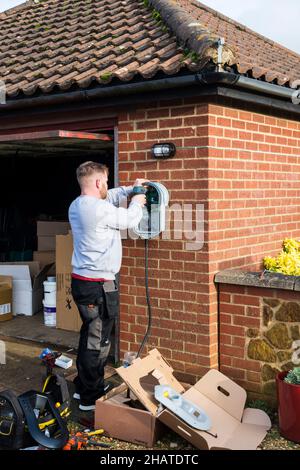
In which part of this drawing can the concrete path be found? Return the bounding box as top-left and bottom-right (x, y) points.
(0, 311), (79, 350)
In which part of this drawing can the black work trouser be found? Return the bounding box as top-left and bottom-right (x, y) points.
(71, 278), (118, 405)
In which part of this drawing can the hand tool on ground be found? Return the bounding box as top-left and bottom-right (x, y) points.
(63, 429), (111, 450)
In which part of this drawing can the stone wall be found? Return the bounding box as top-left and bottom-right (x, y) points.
(215, 270), (300, 405)
(248, 298), (300, 397)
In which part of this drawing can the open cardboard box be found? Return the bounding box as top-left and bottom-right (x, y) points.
(112, 349), (271, 450)
(33, 251), (56, 276)
(95, 381), (167, 447)
(0, 262), (53, 316)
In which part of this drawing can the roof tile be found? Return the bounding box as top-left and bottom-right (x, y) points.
(0, 0), (298, 100)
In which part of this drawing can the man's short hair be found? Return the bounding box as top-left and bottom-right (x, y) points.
(76, 161), (109, 186)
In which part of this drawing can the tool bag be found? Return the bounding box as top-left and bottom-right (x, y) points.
(0, 390), (26, 450)
(41, 373), (71, 427)
(0, 387), (69, 450)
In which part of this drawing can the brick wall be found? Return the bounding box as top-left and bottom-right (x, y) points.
(118, 98), (215, 383)
(118, 99), (300, 384)
(207, 104), (300, 275)
(207, 105), (300, 384)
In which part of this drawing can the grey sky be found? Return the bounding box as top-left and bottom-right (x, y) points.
(1, 0), (299, 54)
(200, 0), (300, 54)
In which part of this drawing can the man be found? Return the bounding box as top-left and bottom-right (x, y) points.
(69, 161), (146, 411)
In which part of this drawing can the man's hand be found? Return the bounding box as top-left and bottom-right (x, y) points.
(132, 194), (147, 207)
(133, 178), (149, 187)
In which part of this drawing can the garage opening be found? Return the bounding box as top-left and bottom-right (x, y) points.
(0, 129), (119, 360)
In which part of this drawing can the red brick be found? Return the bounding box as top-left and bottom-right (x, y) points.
(136, 120), (158, 130)
(147, 129), (170, 139)
(220, 365), (245, 380)
(232, 358), (262, 373)
(221, 345), (245, 358)
(221, 324), (245, 336)
(232, 295), (260, 306)
(233, 316), (260, 328)
(184, 116), (208, 126)
(221, 304), (245, 315)
(159, 118), (183, 128)
(171, 106), (195, 117)
(171, 127), (195, 138)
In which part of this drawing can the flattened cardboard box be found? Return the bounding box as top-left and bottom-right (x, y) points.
(0, 275), (13, 322)
(56, 232), (81, 332)
(116, 349), (271, 450)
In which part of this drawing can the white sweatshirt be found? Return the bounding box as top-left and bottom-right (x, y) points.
(68, 186), (143, 280)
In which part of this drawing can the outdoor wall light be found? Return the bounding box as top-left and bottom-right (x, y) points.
(151, 142), (176, 159)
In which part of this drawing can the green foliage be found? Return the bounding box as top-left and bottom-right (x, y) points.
(151, 9), (161, 22)
(141, 0), (169, 32)
(182, 49), (199, 63)
(247, 399), (274, 419)
(284, 367), (300, 385)
(100, 72), (112, 82)
(264, 239), (300, 276)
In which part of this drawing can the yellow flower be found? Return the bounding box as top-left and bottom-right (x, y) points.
(263, 239), (300, 276)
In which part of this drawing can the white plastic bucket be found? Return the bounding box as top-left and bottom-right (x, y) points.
(42, 300), (56, 327)
(43, 280), (56, 305)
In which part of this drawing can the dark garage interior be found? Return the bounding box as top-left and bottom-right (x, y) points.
(0, 130), (115, 261)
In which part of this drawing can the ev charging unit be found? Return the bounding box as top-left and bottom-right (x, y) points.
(132, 182), (169, 240)
(131, 182), (170, 357)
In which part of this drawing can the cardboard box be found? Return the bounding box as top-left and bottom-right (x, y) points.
(33, 251), (56, 276)
(37, 221), (71, 237)
(38, 236), (56, 252)
(56, 232), (81, 332)
(37, 221), (71, 252)
(0, 275), (13, 322)
(115, 349), (271, 450)
(0, 262), (53, 316)
(95, 385), (166, 447)
(33, 251), (55, 266)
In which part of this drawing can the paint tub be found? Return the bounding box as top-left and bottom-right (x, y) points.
(42, 300), (56, 328)
(43, 280), (56, 305)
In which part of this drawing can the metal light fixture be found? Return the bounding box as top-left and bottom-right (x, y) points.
(151, 142), (176, 159)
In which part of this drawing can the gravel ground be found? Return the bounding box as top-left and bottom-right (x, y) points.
(259, 424), (300, 451)
(68, 415), (300, 451)
(68, 378), (300, 452)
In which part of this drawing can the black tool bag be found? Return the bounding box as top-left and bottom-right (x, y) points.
(0, 388), (69, 450)
(42, 373), (71, 426)
(18, 390), (69, 450)
(0, 390), (26, 450)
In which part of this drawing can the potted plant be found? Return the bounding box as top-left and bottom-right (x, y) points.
(276, 367), (300, 443)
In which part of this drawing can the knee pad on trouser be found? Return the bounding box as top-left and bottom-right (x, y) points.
(99, 339), (111, 360)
